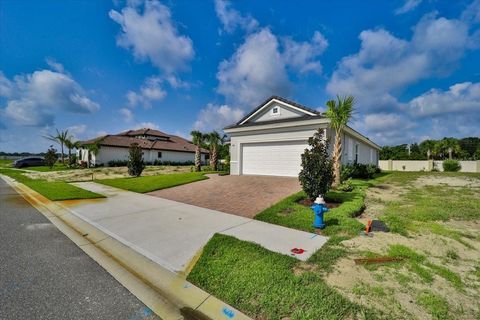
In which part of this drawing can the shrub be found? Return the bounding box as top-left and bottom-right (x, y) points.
(44, 146), (58, 169)
(299, 129), (334, 199)
(337, 178), (354, 192)
(443, 159), (461, 172)
(127, 143), (145, 177)
(341, 163), (379, 181)
(108, 160), (128, 167)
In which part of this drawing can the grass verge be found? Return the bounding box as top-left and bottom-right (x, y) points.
(255, 179), (373, 237)
(0, 168), (104, 201)
(188, 234), (377, 320)
(96, 171), (210, 193)
(27, 163), (71, 172)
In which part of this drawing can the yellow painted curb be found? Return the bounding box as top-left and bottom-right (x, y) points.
(1, 175), (252, 320)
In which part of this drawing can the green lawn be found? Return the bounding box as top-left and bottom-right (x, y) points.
(27, 163), (71, 172)
(0, 168), (104, 201)
(189, 178), (379, 319)
(0, 159), (13, 167)
(189, 172), (480, 319)
(255, 178), (374, 237)
(187, 234), (377, 320)
(96, 171), (210, 193)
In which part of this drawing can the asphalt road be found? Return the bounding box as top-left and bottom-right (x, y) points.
(0, 179), (160, 320)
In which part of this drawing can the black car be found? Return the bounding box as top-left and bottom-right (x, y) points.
(13, 157), (45, 168)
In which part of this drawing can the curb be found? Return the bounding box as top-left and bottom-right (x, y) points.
(1, 175), (252, 320)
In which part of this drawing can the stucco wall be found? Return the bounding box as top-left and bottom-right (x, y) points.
(341, 132), (378, 165)
(379, 160), (480, 172)
(229, 125), (379, 175)
(77, 146), (205, 166)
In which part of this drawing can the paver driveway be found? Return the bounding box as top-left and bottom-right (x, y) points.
(148, 174), (301, 218)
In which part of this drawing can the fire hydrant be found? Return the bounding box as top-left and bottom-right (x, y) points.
(311, 195), (329, 229)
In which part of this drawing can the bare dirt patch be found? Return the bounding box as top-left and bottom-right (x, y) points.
(416, 175), (480, 188)
(326, 231), (480, 319)
(23, 165), (192, 182)
(359, 184), (407, 221)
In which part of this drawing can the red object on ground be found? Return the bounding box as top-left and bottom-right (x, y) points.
(291, 248), (306, 254)
(365, 220), (373, 234)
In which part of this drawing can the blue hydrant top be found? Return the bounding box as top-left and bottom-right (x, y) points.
(311, 203), (329, 214)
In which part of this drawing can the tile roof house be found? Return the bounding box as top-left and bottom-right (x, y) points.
(77, 128), (209, 166)
(224, 96), (380, 177)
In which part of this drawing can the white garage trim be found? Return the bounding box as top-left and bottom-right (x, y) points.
(241, 140), (308, 177)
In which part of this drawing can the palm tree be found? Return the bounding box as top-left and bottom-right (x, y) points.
(420, 140), (437, 159)
(206, 131), (224, 171)
(437, 138), (461, 160)
(86, 142), (100, 168)
(190, 130), (205, 172)
(325, 95), (355, 187)
(44, 129), (69, 164)
(64, 137), (81, 165)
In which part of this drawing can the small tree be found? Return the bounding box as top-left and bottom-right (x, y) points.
(44, 145), (58, 169)
(299, 129), (334, 200)
(127, 143), (145, 177)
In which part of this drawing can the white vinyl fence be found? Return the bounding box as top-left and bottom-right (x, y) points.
(379, 160), (480, 173)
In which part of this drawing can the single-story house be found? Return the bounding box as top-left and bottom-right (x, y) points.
(224, 96), (380, 177)
(77, 128), (209, 166)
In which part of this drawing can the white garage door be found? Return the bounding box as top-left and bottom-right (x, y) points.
(241, 141), (308, 177)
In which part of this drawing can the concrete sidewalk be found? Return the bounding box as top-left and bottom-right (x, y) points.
(59, 182), (328, 273)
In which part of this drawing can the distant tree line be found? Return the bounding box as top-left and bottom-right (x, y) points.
(380, 137), (480, 160)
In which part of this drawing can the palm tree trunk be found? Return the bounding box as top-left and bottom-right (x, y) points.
(209, 150), (214, 168)
(332, 129), (342, 187)
(211, 145), (217, 171)
(61, 143), (65, 164)
(195, 146), (201, 172)
(68, 148), (71, 165)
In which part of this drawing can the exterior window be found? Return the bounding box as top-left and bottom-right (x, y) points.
(272, 106), (279, 115)
(158, 151), (162, 158)
(355, 144), (359, 163)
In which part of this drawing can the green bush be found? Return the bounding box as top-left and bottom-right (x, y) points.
(337, 178), (354, 192)
(341, 163), (379, 181)
(442, 159), (461, 172)
(108, 160), (128, 167)
(44, 146), (58, 169)
(299, 129), (334, 199)
(127, 143), (145, 177)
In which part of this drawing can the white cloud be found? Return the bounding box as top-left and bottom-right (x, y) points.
(119, 107), (134, 122)
(282, 31), (329, 74)
(194, 103), (244, 131)
(0, 72), (13, 97)
(395, 0), (422, 15)
(135, 121), (159, 130)
(217, 28), (291, 108)
(409, 82), (480, 116)
(66, 124), (87, 139)
(126, 76), (166, 108)
(327, 13), (472, 113)
(214, 0), (259, 33)
(45, 58), (65, 73)
(109, 0), (194, 74)
(462, 0), (480, 24)
(2, 68), (99, 127)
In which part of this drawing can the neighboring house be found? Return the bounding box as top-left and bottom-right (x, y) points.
(77, 128), (209, 166)
(224, 96), (380, 177)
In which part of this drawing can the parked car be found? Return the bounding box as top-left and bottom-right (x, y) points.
(13, 157), (45, 168)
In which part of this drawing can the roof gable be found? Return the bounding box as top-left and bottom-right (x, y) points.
(237, 96), (320, 126)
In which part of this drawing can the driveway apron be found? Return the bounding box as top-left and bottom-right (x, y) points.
(59, 182), (328, 273)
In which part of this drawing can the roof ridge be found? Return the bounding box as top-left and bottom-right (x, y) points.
(234, 95), (321, 126)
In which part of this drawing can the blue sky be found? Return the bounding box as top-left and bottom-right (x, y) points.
(1, 0), (479, 152)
